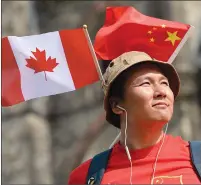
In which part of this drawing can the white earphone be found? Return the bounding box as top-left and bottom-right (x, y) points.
(116, 105), (131, 160)
(116, 105), (124, 111)
(116, 105), (133, 184)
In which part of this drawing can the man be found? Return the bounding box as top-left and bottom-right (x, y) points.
(68, 51), (201, 184)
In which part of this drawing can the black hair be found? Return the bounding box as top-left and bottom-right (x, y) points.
(106, 65), (137, 128)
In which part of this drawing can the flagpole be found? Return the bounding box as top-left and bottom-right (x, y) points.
(168, 25), (195, 63)
(82, 25), (105, 84)
(109, 132), (121, 149)
(83, 25), (121, 148)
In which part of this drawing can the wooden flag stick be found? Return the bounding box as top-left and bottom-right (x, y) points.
(83, 25), (121, 148)
(109, 132), (121, 149)
(82, 25), (105, 84)
(168, 25), (195, 63)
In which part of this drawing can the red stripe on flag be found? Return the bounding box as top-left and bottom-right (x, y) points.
(59, 28), (99, 89)
(2, 37), (25, 106)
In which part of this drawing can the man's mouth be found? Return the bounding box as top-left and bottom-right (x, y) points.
(152, 102), (169, 108)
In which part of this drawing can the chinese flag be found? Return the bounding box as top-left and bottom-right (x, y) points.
(2, 28), (99, 107)
(94, 6), (193, 63)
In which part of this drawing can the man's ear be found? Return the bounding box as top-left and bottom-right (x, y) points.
(109, 97), (124, 115)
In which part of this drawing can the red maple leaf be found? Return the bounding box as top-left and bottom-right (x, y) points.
(25, 48), (59, 81)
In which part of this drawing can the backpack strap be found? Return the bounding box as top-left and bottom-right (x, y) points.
(189, 141), (201, 181)
(86, 148), (113, 185)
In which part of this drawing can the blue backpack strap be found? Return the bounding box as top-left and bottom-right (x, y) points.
(189, 141), (201, 181)
(86, 148), (113, 185)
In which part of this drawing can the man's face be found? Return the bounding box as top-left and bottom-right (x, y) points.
(121, 63), (174, 127)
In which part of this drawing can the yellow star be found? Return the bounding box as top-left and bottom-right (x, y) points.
(161, 24), (166, 28)
(165, 31), (181, 46)
(150, 37), (155, 42)
(148, 30), (152, 34)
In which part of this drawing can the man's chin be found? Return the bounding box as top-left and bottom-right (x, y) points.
(148, 113), (172, 124)
(151, 110), (172, 121)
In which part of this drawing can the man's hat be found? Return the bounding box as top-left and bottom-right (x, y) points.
(102, 51), (180, 128)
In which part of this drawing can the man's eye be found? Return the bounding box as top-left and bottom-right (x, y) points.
(161, 81), (169, 86)
(140, 82), (150, 86)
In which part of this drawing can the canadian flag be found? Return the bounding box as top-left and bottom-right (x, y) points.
(2, 28), (99, 107)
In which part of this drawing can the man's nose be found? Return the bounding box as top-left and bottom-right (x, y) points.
(154, 86), (167, 98)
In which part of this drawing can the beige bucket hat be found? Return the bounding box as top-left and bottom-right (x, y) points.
(102, 51), (180, 128)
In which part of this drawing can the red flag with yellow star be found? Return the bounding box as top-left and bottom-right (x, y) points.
(94, 6), (193, 63)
